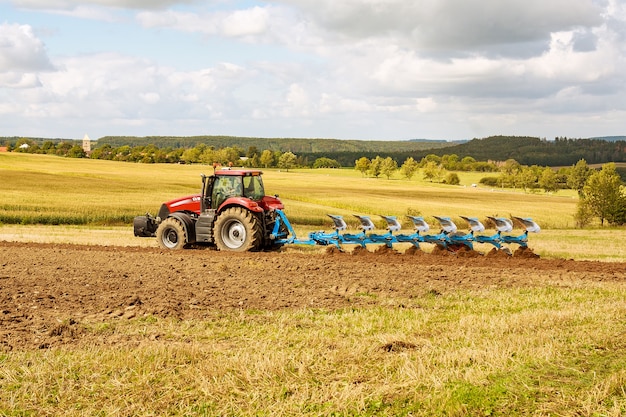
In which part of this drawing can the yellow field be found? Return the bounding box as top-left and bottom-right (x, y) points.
(1, 152), (625, 261)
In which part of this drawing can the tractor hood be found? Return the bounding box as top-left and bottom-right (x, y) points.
(159, 194), (202, 218)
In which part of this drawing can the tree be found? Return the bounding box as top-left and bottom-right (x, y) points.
(422, 161), (444, 182)
(501, 159), (521, 175)
(115, 145), (132, 161)
(215, 147), (241, 166)
(278, 151), (297, 171)
(574, 199), (594, 228)
(379, 157), (398, 179)
(460, 156), (476, 170)
(539, 167), (558, 193)
(567, 159), (591, 196)
(441, 154), (459, 170)
(67, 145), (86, 158)
(354, 157), (371, 176)
(444, 172), (460, 185)
(181, 147), (201, 164)
(368, 156), (383, 178)
(419, 154), (441, 167)
(517, 166), (538, 192)
(399, 157), (419, 180)
(246, 146), (259, 158)
(259, 150), (274, 168)
(579, 163), (626, 225)
(41, 141), (56, 154)
(90, 144), (113, 160)
(313, 157), (341, 168)
(244, 154), (260, 168)
(499, 159), (521, 188)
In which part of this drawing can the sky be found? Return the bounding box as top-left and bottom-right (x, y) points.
(0, 0), (625, 141)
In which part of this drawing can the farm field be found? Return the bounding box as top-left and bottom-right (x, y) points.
(1, 152), (626, 415)
(2, 241), (626, 416)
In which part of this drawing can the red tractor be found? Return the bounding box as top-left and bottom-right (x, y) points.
(133, 169), (285, 251)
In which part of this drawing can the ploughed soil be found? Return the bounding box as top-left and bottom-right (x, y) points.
(1, 241), (625, 351)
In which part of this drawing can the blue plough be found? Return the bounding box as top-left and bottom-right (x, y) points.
(270, 209), (540, 255)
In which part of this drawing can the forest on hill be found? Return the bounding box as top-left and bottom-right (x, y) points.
(95, 135), (454, 154)
(3, 135), (625, 168)
(429, 136), (626, 166)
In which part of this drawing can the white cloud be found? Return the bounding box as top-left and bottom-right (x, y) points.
(221, 7), (270, 37)
(137, 5), (278, 41)
(0, 72), (41, 88)
(273, 0), (603, 54)
(8, 0), (191, 10)
(140, 92), (160, 104)
(283, 83), (311, 116)
(0, 23), (54, 89)
(0, 23), (53, 73)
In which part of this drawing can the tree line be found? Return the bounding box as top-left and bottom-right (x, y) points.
(95, 135), (451, 154)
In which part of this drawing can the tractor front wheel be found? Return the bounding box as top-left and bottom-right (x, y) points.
(215, 207), (262, 252)
(156, 217), (188, 250)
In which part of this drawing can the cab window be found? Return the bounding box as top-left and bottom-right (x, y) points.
(243, 175), (264, 200)
(212, 176), (242, 208)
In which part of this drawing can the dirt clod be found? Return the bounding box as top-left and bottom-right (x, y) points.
(485, 248), (511, 259)
(381, 341), (418, 352)
(404, 246), (424, 256)
(514, 247), (540, 259)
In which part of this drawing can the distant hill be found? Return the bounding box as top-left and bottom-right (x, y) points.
(421, 135), (626, 166)
(588, 136), (626, 142)
(408, 138), (469, 144)
(95, 135), (454, 154)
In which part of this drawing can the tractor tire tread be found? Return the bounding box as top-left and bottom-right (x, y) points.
(156, 217), (188, 250)
(214, 207), (263, 252)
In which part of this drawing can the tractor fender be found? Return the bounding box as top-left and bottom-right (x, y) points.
(168, 211), (197, 244)
(217, 197), (264, 213)
(261, 195), (284, 210)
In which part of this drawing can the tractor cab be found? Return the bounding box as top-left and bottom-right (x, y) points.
(202, 169), (266, 211)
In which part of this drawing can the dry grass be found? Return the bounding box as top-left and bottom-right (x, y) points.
(1, 153), (578, 228)
(2, 287), (625, 416)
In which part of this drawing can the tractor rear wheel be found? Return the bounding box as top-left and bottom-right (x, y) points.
(156, 217), (188, 250)
(214, 207), (262, 252)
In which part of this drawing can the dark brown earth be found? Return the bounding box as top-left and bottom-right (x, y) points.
(1, 241), (624, 351)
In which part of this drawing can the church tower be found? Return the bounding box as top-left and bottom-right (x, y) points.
(82, 134), (91, 154)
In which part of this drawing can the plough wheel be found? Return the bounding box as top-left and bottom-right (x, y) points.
(215, 207), (263, 252)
